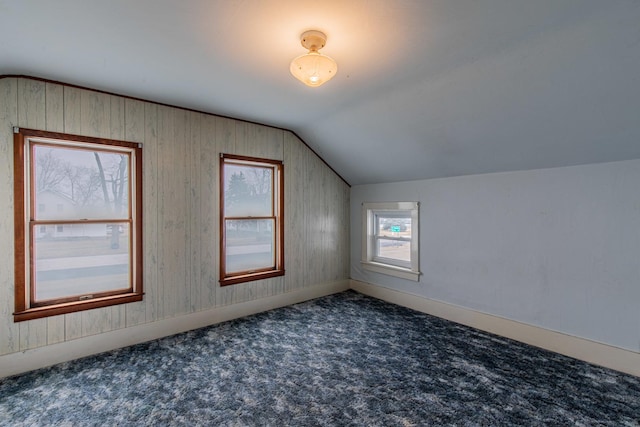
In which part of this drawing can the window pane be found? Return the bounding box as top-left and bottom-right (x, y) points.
(225, 219), (274, 273)
(376, 239), (411, 262)
(33, 145), (129, 220)
(224, 164), (272, 217)
(376, 215), (411, 238)
(33, 223), (130, 301)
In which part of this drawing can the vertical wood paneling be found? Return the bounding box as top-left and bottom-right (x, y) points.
(1, 77), (350, 361)
(46, 315), (65, 346)
(17, 79), (46, 130)
(189, 113), (203, 312)
(284, 132), (305, 293)
(45, 83), (64, 132)
(156, 106), (190, 318)
(305, 150), (325, 287)
(0, 77), (19, 355)
(198, 115), (217, 310)
(19, 319), (47, 351)
(64, 312), (83, 341)
(177, 110), (191, 315)
(63, 87), (82, 134)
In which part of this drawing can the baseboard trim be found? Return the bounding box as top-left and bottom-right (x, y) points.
(0, 280), (350, 378)
(350, 280), (640, 377)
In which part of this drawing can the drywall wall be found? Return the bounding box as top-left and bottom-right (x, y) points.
(351, 159), (640, 352)
(0, 77), (350, 361)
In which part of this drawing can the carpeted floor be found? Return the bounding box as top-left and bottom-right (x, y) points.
(1, 290), (639, 426)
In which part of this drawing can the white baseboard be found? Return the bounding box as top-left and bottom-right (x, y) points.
(350, 280), (640, 378)
(0, 280), (350, 378)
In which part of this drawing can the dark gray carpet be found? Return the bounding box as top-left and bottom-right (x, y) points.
(1, 290), (639, 426)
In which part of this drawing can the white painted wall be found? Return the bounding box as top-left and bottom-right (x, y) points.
(0, 77), (350, 367)
(351, 160), (640, 352)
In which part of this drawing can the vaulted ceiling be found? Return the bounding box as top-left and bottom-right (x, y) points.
(2, 0), (639, 185)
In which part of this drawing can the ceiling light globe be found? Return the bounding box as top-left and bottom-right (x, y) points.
(290, 50), (337, 87)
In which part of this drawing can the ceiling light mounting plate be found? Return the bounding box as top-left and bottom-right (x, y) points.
(300, 30), (327, 52)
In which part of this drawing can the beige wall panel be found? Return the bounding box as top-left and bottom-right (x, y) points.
(235, 121), (284, 160)
(340, 184), (351, 278)
(0, 77), (19, 355)
(284, 132), (306, 293)
(46, 315), (65, 345)
(109, 95), (125, 140)
(45, 83), (64, 132)
(79, 90), (110, 138)
(140, 102), (159, 324)
(178, 110), (193, 315)
(197, 115), (217, 310)
(82, 307), (112, 337)
(189, 112), (203, 312)
(156, 106), (191, 318)
(65, 311), (83, 341)
(63, 87), (82, 134)
(17, 79), (45, 129)
(19, 319), (47, 351)
(304, 151), (325, 287)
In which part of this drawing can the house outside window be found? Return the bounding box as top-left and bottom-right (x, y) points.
(13, 128), (143, 322)
(220, 154), (284, 286)
(361, 201), (420, 281)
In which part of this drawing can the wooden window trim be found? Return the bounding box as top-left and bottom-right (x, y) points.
(13, 128), (143, 322)
(219, 154), (284, 286)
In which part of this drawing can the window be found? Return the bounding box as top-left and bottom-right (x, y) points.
(361, 201), (420, 281)
(220, 154), (284, 286)
(13, 128), (143, 322)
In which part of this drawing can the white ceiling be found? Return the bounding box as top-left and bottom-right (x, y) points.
(2, 0), (640, 185)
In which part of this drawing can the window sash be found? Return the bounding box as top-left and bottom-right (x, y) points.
(30, 220), (133, 306)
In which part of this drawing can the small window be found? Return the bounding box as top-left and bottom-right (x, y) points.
(220, 154), (284, 286)
(13, 128), (143, 322)
(362, 201), (420, 281)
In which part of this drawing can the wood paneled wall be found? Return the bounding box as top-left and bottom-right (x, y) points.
(0, 77), (350, 356)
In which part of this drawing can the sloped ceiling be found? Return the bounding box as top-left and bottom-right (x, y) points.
(2, 0), (639, 185)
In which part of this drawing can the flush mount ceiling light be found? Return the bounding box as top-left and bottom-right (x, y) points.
(290, 30), (337, 87)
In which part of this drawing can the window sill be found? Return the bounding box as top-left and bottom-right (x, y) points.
(220, 269), (285, 286)
(361, 261), (420, 282)
(14, 293), (143, 322)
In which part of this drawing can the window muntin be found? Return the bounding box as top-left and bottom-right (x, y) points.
(14, 128), (143, 322)
(220, 154), (284, 286)
(362, 202), (420, 281)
